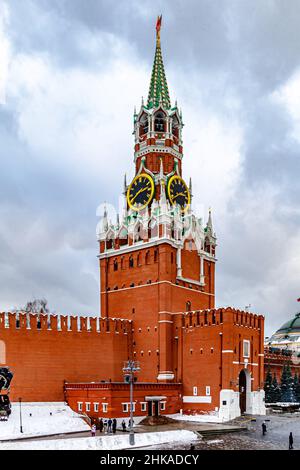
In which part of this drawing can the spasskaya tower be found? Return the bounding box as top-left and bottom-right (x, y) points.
(97, 16), (217, 383)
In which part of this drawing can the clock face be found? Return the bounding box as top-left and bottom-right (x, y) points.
(127, 173), (155, 211)
(167, 175), (190, 212)
(0, 374), (7, 389)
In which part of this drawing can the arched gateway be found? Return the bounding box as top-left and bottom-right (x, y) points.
(239, 369), (251, 414)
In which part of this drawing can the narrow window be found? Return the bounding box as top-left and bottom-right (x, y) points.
(86, 402), (90, 412)
(139, 113), (148, 136)
(94, 403), (99, 412)
(154, 112), (165, 132)
(113, 259), (118, 271)
(77, 402), (83, 412)
(129, 255), (134, 268)
(122, 403), (129, 413)
(243, 340), (250, 358)
(102, 403), (108, 413)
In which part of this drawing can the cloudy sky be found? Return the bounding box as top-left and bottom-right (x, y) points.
(0, 0), (300, 335)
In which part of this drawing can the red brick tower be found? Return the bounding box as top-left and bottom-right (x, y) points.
(97, 17), (217, 383)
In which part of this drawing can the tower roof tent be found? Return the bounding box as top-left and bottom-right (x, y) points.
(147, 15), (171, 110)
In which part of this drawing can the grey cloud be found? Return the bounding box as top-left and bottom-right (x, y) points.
(1, 0), (300, 335)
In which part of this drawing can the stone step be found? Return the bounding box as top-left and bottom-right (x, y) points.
(199, 427), (246, 438)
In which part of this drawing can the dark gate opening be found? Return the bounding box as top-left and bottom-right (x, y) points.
(239, 369), (247, 414)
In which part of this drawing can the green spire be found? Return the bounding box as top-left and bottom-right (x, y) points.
(147, 16), (171, 110)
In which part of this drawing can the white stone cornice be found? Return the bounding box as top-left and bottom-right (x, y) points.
(134, 145), (183, 162)
(100, 279), (216, 296)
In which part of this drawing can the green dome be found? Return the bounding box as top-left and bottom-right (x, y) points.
(276, 313), (300, 334)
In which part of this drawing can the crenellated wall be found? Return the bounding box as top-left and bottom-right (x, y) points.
(172, 307), (265, 415)
(0, 312), (131, 402)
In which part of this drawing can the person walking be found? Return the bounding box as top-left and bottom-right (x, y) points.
(128, 417), (134, 428)
(99, 418), (104, 433)
(262, 421), (267, 436)
(91, 424), (96, 437)
(112, 418), (117, 434)
(103, 418), (108, 433)
(289, 432), (294, 450)
(122, 419), (126, 432)
(108, 418), (112, 433)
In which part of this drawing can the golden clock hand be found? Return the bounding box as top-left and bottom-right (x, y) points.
(171, 192), (186, 201)
(131, 186), (149, 203)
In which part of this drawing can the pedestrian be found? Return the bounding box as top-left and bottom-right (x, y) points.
(108, 417), (112, 433)
(91, 424), (96, 437)
(122, 419), (126, 432)
(128, 417), (134, 428)
(262, 421), (267, 436)
(112, 418), (117, 434)
(99, 418), (104, 433)
(103, 419), (108, 433)
(289, 432), (294, 450)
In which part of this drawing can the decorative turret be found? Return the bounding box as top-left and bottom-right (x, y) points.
(204, 209), (217, 255)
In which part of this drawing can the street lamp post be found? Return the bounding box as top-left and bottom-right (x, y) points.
(19, 397), (23, 433)
(122, 360), (140, 446)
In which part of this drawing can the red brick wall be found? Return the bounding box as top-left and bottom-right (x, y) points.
(135, 153), (182, 176)
(0, 313), (130, 402)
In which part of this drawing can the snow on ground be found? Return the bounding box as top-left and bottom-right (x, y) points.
(169, 413), (223, 423)
(0, 430), (197, 450)
(0, 403), (89, 440)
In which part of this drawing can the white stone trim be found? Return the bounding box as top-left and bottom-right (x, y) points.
(158, 320), (173, 324)
(101, 280), (215, 296)
(134, 145), (183, 162)
(222, 350), (234, 353)
(177, 276), (205, 287)
(157, 373), (174, 381)
(183, 396), (212, 404)
(98, 237), (216, 262)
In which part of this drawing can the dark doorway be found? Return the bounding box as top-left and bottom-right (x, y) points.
(147, 401), (152, 416)
(239, 369), (247, 414)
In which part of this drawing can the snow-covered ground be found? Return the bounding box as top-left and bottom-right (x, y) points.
(0, 430), (197, 450)
(169, 413), (223, 423)
(0, 403), (89, 440)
